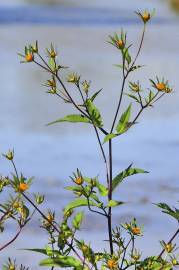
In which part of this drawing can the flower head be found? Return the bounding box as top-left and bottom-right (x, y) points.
(150, 78), (173, 94)
(107, 258), (118, 269)
(25, 53), (34, 62)
(136, 10), (153, 24)
(131, 226), (141, 235)
(18, 183), (29, 192)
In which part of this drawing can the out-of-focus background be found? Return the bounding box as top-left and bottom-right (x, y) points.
(0, 0), (179, 268)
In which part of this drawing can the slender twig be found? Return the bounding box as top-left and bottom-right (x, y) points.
(120, 238), (132, 269)
(130, 24), (146, 70)
(37, 53), (52, 71)
(0, 225), (23, 251)
(11, 160), (19, 179)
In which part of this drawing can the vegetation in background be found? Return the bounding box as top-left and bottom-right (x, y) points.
(0, 10), (179, 270)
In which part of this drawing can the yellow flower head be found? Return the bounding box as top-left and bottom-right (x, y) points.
(142, 11), (151, 23)
(47, 213), (54, 223)
(81, 244), (89, 254)
(18, 183), (29, 192)
(116, 39), (125, 49)
(25, 53), (34, 62)
(156, 82), (166, 91)
(131, 227), (141, 235)
(74, 176), (84, 185)
(107, 259), (118, 269)
(164, 243), (174, 253)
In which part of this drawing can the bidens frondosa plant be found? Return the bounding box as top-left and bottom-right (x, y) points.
(1, 10), (178, 270)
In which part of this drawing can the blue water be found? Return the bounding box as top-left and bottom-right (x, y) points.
(0, 6), (176, 25)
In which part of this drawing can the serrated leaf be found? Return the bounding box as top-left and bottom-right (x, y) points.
(155, 203), (179, 221)
(107, 200), (124, 207)
(72, 212), (84, 230)
(64, 198), (98, 214)
(116, 104), (132, 134)
(86, 99), (103, 127)
(39, 256), (83, 269)
(103, 133), (117, 144)
(47, 114), (91, 126)
(112, 164), (148, 191)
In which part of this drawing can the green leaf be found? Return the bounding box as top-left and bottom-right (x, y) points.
(126, 93), (140, 103)
(39, 256), (83, 269)
(112, 164), (148, 191)
(103, 133), (117, 144)
(155, 203), (179, 221)
(49, 58), (56, 71)
(64, 198), (98, 214)
(96, 181), (108, 196)
(91, 89), (102, 102)
(86, 99), (103, 127)
(138, 256), (172, 270)
(123, 48), (132, 65)
(47, 114), (91, 126)
(72, 212), (84, 230)
(107, 200), (124, 207)
(116, 104), (132, 134)
(22, 248), (59, 256)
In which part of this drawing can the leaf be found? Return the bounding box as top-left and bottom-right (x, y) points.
(47, 114), (91, 126)
(85, 99), (103, 127)
(49, 58), (56, 71)
(112, 164), (148, 191)
(155, 203), (179, 221)
(116, 104), (132, 134)
(103, 133), (117, 144)
(39, 256), (83, 269)
(126, 93), (140, 103)
(107, 200), (124, 207)
(96, 181), (108, 196)
(72, 212), (84, 230)
(64, 198), (98, 214)
(91, 89), (102, 102)
(22, 248), (59, 256)
(138, 256), (172, 270)
(123, 48), (132, 65)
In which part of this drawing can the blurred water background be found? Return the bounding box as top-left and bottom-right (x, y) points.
(0, 0), (179, 268)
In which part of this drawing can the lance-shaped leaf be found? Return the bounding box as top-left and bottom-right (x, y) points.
(112, 164), (148, 191)
(39, 256), (83, 269)
(107, 200), (124, 207)
(64, 198), (99, 214)
(103, 133), (117, 144)
(72, 211), (84, 230)
(116, 104), (132, 134)
(85, 99), (103, 127)
(22, 248), (59, 256)
(155, 203), (179, 221)
(47, 114), (91, 126)
(91, 89), (102, 102)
